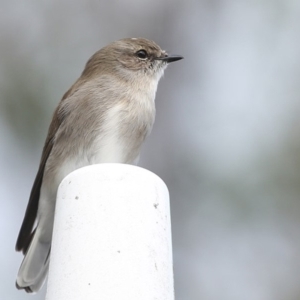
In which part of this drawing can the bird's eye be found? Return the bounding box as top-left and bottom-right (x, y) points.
(136, 50), (148, 60)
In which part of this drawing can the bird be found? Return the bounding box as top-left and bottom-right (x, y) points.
(15, 37), (183, 293)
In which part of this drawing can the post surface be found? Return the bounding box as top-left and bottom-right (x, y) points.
(45, 164), (173, 300)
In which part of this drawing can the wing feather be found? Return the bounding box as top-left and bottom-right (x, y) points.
(16, 106), (63, 253)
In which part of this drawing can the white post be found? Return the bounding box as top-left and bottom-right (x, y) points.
(45, 164), (174, 300)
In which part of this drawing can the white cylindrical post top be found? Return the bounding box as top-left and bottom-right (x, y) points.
(45, 164), (173, 300)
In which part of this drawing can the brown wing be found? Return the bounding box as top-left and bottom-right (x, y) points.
(15, 78), (83, 253)
(15, 105), (63, 253)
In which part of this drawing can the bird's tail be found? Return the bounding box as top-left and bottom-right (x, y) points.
(16, 227), (51, 293)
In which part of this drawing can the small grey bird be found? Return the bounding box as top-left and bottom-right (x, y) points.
(15, 37), (183, 293)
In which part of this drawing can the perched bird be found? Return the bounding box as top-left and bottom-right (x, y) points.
(15, 37), (183, 293)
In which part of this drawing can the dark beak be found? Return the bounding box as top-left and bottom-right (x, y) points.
(155, 55), (184, 63)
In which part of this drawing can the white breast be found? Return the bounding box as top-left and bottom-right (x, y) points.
(90, 104), (125, 163)
(89, 95), (155, 165)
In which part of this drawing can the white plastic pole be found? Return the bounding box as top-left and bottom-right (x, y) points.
(45, 163), (174, 300)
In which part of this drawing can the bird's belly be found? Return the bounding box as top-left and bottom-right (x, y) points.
(89, 103), (154, 165)
(44, 101), (154, 193)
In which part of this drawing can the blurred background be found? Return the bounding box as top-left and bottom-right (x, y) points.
(1, 0), (300, 299)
